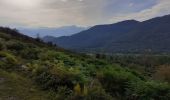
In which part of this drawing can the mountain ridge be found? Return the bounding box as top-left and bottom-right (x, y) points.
(43, 14), (170, 53)
(19, 25), (86, 38)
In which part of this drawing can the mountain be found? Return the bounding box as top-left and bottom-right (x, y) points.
(19, 25), (86, 38)
(44, 15), (170, 53)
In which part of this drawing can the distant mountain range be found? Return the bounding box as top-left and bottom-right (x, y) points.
(19, 25), (86, 38)
(43, 15), (170, 53)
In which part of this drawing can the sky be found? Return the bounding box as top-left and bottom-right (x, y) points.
(0, 0), (170, 28)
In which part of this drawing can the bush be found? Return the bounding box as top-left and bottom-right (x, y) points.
(0, 32), (11, 40)
(6, 41), (25, 51)
(32, 65), (86, 91)
(97, 67), (141, 97)
(21, 48), (40, 59)
(39, 51), (77, 66)
(48, 87), (73, 100)
(71, 79), (114, 100)
(129, 81), (170, 100)
(0, 52), (18, 69)
(50, 66), (86, 89)
(84, 86), (114, 100)
(32, 65), (54, 90)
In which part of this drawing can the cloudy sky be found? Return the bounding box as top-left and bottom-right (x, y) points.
(0, 0), (170, 28)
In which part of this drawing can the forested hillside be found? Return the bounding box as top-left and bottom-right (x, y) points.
(45, 15), (170, 53)
(1, 27), (170, 100)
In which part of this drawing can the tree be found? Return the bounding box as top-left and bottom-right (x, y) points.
(35, 33), (41, 42)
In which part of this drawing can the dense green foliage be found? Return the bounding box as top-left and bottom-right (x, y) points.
(0, 27), (170, 100)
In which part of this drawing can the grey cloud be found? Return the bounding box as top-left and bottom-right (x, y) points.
(109, 0), (170, 23)
(0, 0), (169, 27)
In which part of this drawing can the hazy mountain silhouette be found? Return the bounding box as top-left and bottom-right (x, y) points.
(19, 25), (86, 38)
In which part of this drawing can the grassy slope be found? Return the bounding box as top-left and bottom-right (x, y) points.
(0, 69), (49, 100)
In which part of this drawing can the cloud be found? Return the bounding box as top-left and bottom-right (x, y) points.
(0, 0), (169, 27)
(110, 0), (170, 22)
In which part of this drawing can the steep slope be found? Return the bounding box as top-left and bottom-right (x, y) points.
(47, 15), (170, 53)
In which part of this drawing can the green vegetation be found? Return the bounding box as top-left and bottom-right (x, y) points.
(0, 27), (170, 100)
(0, 69), (49, 100)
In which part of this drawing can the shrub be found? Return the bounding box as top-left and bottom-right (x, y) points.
(129, 81), (170, 100)
(0, 32), (11, 40)
(39, 50), (57, 61)
(6, 41), (25, 51)
(84, 86), (114, 100)
(0, 52), (18, 69)
(97, 67), (141, 97)
(32, 65), (54, 90)
(48, 87), (72, 100)
(71, 79), (114, 100)
(39, 51), (76, 66)
(50, 66), (86, 89)
(32, 65), (86, 92)
(21, 48), (40, 59)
